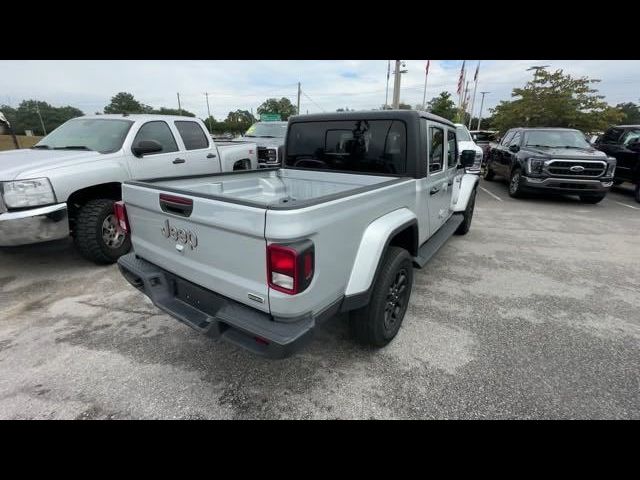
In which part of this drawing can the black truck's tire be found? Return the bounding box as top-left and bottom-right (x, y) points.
(635, 183), (640, 203)
(481, 162), (495, 181)
(455, 189), (476, 235)
(349, 246), (413, 347)
(579, 194), (606, 204)
(508, 168), (524, 198)
(74, 199), (131, 264)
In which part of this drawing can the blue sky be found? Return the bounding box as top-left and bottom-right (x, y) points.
(1, 60), (639, 120)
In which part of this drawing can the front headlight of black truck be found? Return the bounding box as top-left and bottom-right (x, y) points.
(526, 158), (546, 175)
(606, 157), (616, 176)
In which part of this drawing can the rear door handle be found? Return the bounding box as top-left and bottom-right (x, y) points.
(207, 153), (217, 158)
(173, 158), (186, 164)
(430, 187), (440, 195)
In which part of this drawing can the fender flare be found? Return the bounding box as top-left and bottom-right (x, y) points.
(341, 208), (417, 312)
(453, 173), (480, 212)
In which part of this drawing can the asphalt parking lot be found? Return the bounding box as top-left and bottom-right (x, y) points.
(1, 179), (638, 419)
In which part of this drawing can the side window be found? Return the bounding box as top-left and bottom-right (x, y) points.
(133, 121), (178, 155)
(175, 121), (210, 150)
(601, 128), (623, 144)
(428, 125), (444, 174)
(447, 129), (457, 169)
(501, 130), (515, 146)
(622, 130), (640, 146)
(510, 131), (522, 147)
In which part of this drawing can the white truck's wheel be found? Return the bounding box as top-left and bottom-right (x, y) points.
(74, 199), (131, 264)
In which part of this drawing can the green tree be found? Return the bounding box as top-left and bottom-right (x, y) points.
(491, 68), (624, 134)
(153, 107), (195, 117)
(616, 102), (640, 125)
(1, 100), (84, 135)
(257, 97), (297, 120)
(427, 92), (457, 121)
(104, 92), (153, 114)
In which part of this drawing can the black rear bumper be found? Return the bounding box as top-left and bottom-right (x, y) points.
(117, 253), (315, 358)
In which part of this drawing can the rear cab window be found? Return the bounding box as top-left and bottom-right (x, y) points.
(175, 121), (210, 150)
(601, 128), (624, 144)
(285, 119), (407, 175)
(447, 129), (458, 169)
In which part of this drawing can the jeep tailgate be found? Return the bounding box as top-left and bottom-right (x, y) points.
(121, 182), (269, 313)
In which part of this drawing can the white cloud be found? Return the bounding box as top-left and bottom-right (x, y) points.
(1, 60), (638, 120)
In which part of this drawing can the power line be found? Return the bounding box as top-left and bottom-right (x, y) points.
(301, 90), (325, 112)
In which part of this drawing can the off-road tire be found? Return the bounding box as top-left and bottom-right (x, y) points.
(508, 168), (524, 198)
(74, 199), (131, 264)
(349, 246), (413, 347)
(481, 162), (495, 180)
(579, 194), (606, 204)
(455, 189), (476, 235)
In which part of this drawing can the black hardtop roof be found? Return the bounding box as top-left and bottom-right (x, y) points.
(288, 109), (455, 128)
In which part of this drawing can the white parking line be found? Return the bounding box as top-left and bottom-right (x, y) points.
(614, 201), (639, 210)
(479, 186), (503, 202)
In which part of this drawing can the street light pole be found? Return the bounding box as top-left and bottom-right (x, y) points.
(35, 103), (47, 136)
(477, 91), (490, 130)
(204, 92), (212, 133)
(391, 60), (407, 109)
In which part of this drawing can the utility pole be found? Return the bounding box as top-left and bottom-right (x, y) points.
(477, 91), (490, 130)
(204, 92), (212, 133)
(297, 82), (301, 115)
(391, 60), (407, 109)
(177, 92), (182, 116)
(385, 60), (391, 109)
(35, 103), (46, 136)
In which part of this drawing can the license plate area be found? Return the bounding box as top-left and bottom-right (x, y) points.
(171, 274), (226, 320)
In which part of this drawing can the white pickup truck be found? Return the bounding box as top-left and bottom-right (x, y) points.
(117, 111), (479, 357)
(0, 114), (257, 263)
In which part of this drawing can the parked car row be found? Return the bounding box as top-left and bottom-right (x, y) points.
(477, 124), (640, 204)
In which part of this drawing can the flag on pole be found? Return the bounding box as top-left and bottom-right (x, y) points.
(474, 62), (480, 82)
(457, 61), (466, 95)
(425, 60), (430, 76)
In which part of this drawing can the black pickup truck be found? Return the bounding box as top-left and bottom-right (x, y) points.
(594, 125), (640, 203)
(482, 127), (617, 203)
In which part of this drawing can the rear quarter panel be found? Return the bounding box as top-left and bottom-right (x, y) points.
(265, 178), (416, 320)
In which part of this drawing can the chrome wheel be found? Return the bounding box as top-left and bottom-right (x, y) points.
(101, 214), (125, 249)
(510, 171), (521, 194)
(384, 268), (408, 332)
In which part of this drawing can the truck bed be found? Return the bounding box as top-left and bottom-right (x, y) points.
(133, 168), (403, 209)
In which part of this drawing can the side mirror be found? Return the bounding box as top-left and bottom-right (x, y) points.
(132, 139), (163, 157)
(508, 144), (520, 153)
(460, 150), (476, 168)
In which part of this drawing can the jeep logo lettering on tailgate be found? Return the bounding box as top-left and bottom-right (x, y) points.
(162, 219), (198, 250)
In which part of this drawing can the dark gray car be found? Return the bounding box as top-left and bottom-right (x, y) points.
(235, 121), (287, 167)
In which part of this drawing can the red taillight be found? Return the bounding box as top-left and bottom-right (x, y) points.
(267, 241), (314, 295)
(114, 201), (130, 234)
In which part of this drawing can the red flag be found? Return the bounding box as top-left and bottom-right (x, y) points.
(425, 60), (430, 75)
(457, 61), (466, 95)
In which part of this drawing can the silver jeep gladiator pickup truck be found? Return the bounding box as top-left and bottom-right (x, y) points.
(117, 110), (479, 357)
(0, 114), (257, 264)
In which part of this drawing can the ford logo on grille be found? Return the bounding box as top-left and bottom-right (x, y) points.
(570, 165), (585, 172)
